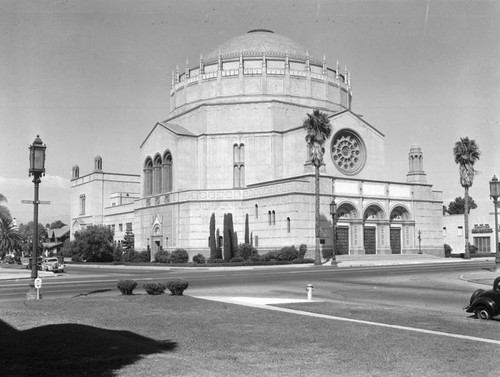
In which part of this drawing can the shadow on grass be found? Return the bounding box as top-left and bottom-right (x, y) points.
(0, 319), (177, 377)
(73, 288), (114, 297)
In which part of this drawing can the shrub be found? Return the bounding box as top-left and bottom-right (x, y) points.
(113, 247), (124, 262)
(143, 282), (166, 295)
(468, 243), (478, 254)
(207, 258), (224, 264)
(154, 250), (170, 264)
(277, 245), (299, 261)
(230, 256), (244, 263)
(193, 253), (206, 264)
(124, 250), (150, 263)
(261, 250), (279, 261)
(170, 249), (189, 264)
(117, 280), (137, 295)
(165, 279), (189, 295)
(302, 258), (315, 263)
(249, 253), (262, 262)
(444, 244), (452, 258)
(236, 243), (258, 260)
(298, 244), (307, 259)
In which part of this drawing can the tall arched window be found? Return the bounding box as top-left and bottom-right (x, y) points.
(287, 217), (291, 233)
(143, 157), (153, 196)
(255, 204), (259, 219)
(272, 210), (276, 225)
(233, 143), (245, 188)
(162, 151), (173, 192)
(153, 154), (162, 195)
(268, 211), (272, 225)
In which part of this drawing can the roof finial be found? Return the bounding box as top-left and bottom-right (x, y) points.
(306, 50), (310, 70)
(336, 59), (339, 80)
(322, 55), (327, 74)
(200, 53), (204, 74)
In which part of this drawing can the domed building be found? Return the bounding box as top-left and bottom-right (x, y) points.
(70, 30), (443, 259)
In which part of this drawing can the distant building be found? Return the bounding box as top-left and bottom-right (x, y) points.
(43, 225), (70, 257)
(70, 30), (444, 260)
(443, 209), (498, 255)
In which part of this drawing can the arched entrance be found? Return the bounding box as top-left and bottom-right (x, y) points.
(335, 202), (358, 255)
(363, 204), (385, 254)
(151, 215), (163, 256)
(390, 206), (412, 254)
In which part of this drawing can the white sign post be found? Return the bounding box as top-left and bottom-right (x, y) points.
(34, 277), (42, 299)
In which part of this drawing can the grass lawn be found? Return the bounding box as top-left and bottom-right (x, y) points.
(0, 292), (498, 377)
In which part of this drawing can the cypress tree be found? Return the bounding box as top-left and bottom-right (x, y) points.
(209, 213), (217, 259)
(223, 214), (231, 261)
(244, 213), (250, 244)
(216, 228), (222, 258)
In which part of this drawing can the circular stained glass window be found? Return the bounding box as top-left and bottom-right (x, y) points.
(330, 130), (366, 175)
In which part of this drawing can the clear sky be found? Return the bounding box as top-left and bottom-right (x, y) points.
(1, 0), (499, 226)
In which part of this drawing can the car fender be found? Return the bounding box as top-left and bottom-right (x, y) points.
(470, 297), (499, 316)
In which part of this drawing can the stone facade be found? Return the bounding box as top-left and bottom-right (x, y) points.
(70, 30), (444, 260)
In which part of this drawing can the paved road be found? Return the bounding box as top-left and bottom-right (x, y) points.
(0, 260), (494, 303)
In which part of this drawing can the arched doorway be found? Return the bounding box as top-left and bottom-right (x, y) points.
(390, 206), (411, 254)
(363, 204), (385, 254)
(335, 202), (358, 255)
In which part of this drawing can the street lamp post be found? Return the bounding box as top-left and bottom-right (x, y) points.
(489, 175), (500, 271)
(330, 198), (338, 267)
(418, 230), (422, 254)
(26, 135), (46, 300)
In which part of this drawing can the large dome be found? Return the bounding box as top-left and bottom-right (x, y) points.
(205, 29), (314, 62)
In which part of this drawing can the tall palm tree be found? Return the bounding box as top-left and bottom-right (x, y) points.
(304, 109), (332, 265)
(453, 137), (480, 259)
(0, 216), (22, 259)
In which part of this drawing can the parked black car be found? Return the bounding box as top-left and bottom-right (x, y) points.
(465, 276), (500, 320)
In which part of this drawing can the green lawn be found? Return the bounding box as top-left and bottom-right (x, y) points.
(0, 292), (498, 376)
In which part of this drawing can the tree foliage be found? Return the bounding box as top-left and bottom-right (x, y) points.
(453, 137), (480, 188)
(18, 222), (47, 254)
(122, 229), (135, 251)
(0, 217), (22, 259)
(209, 213), (217, 260)
(244, 214), (250, 244)
(69, 225), (115, 262)
(0, 194), (11, 223)
(49, 220), (67, 229)
(303, 109), (332, 167)
(223, 213), (236, 261)
(446, 196), (477, 215)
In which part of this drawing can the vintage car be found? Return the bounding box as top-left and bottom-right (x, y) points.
(465, 276), (500, 320)
(41, 257), (65, 273)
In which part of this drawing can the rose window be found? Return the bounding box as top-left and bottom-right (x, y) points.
(331, 130), (366, 175)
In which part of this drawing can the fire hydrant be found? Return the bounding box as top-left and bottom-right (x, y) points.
(306, 283), (314, 301)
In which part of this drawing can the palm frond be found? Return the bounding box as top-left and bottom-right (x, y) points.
(303, 109), (332, 144)
(453, 137), (480, 188)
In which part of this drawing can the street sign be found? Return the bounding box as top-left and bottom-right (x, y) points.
(34, 277), (42, 289)
(21, 200), (51, 205)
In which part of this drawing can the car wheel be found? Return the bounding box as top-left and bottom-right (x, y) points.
(474, 305), (491, 320)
